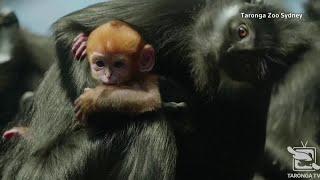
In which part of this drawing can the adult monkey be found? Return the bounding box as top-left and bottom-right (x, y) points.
(254, 1), (320, 179)
(66, 2), (320, 180)
(0, 0), (267, 180)
(56, 0), (266, 179)
(0, 1), (199, 179)
(0, 9), (54, 129)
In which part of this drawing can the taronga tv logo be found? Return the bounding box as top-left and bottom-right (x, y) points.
(287, 141), (320, 172)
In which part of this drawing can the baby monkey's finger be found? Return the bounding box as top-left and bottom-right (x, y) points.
(75, 42), (87, 60)
(80, 49), (87, 60)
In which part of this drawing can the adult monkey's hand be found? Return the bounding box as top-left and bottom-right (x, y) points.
(2, 127), (30, 141)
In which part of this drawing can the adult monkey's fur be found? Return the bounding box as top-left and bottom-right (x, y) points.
(255, 1), (320, 179)
(0, 10), (54, 129)
(0, 0), (271, 180)
(191, 2), (319, 180)
(305, 0), (320, 25)
(0, 0), (204, 179)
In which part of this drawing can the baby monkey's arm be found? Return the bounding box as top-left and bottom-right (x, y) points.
(97, 75), (161, 114)
(74, 75), (161, 121)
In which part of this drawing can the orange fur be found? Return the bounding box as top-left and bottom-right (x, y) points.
(87, 20), (144, 58)
(75, 20), (161, 121)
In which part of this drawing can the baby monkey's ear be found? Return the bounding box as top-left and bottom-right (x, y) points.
(139, 44), (155, 72)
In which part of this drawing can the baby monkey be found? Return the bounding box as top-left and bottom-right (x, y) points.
(75, 20), (164, 121)
(3, 20), (185, 140)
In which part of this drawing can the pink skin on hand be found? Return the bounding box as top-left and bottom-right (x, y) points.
(72, 33), (88, 61)
(3, 128), (22, 140)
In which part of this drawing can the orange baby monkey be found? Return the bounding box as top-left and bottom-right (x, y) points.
(74, 20), (162, 121)
(2, 20), (185, 140)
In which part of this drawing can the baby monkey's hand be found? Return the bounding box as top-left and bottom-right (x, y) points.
(74, 88), (99, 123)
(72, 33), (88, 61)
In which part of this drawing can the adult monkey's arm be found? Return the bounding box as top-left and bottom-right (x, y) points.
(53, 0), (203, 61)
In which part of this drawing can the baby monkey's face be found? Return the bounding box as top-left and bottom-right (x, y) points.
(89, 52), (136, 85)
(86, 21), (156, 85)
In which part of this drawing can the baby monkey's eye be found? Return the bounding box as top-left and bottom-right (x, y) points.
(114, 61), (125, 68)
(238, 24), (249, 39)
(96, 60), (105, 67)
